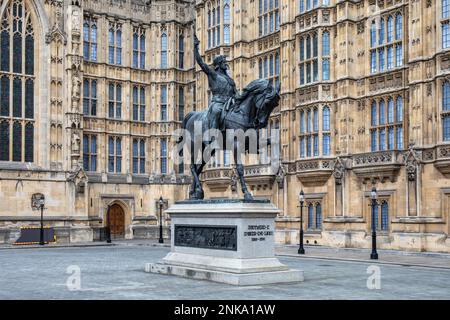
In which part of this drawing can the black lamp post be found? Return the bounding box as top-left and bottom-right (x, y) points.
(298, 190), (305, 254)
(158, 197), (164, 244)
(370, 187), (379, 260)
(31, 193), (45, 246)
(106, 205), (112, 243)
(38, 198), (45, 246)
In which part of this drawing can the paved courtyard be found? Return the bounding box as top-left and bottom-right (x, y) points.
(0, 244), (449, 300)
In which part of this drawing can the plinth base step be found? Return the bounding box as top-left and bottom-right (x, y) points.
(145, 263), (304, 286)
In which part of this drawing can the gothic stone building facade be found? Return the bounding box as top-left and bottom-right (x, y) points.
(1, 0), (450, 253)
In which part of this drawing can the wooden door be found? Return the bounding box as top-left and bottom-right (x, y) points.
(108, 204), (125, 238)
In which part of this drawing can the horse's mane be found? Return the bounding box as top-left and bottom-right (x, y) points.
(235, 79), (270, 104)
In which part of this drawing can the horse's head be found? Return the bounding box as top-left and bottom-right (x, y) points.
(235, 79), (281, 129)
(252, 81), (281, 129)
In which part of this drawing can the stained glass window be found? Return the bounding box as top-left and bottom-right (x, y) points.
(442, 21), (450, 49)
(395, 14), (402, 40)
(108, 83), (122, 119)
(108, 23), (122, 65)
(12, 121), (21, 161)
(83, 17), (97, 61)
(387, 16), (393, 43)
(300, 137), (305, 158)
(161, 85), (167, 121)
(259, 0), (279, 36)
(0, 76), (9, 116)
(313, 108), (318, 132)
(444, 0), (450, 19)
(178, 34), (184, 68)
(161, 33), (167, 68)
(161, 138), (167, 174)
(380, 201), (389, 231)
(316, 203), (322, 229)
(0, 0), (34, 162)
(313, 135), (319, 156)
(396, 127), (403, 149)
(83, 134), (97, 171)
(83, 79), (97, 116)
(322, 31), (330, 56)
(24, 122), (33, 162)
(308, 204), (314, 229)
(379, 100), (386, 125)
(396, 97), (403, 122)
(379, 18), (385, 45)
(371, 101), (377, 126)
(108, 136), (122, 173)
(132, 85), (145, 121)
(178, 87), (185, 122)
(370, 21), (377, 47)
(444, 81), (450, 111)
(388, 98), (394, 123)
(224, 0), (231, 44)
(444, 116), (450, 141)
(323, 134), (330, 156)
(0, 121), (9, 160)
(371, 130), (377, 152)
(132, 138), (146, 174)
(323, 106), (330, 131)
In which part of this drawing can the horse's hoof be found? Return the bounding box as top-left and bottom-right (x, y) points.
(190, 189), (204, 200)
(244, 192), (254, 201)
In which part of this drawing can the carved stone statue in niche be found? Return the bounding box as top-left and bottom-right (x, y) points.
(71, 75), (81, 112)
(276, 164), (286, 189)
(406, 161), (417, 181)
(333, 158), (345, 216)
(71, 131), (81, 155)
(333, 159), (345, 185)
(230, 169), (238, 192)
(72, 9), (81, 31)
(404, 148), (421, 216)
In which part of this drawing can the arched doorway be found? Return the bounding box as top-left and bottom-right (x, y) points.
(108, 204), (125, 239)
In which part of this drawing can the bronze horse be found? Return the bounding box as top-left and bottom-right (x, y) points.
(179, 79), (281, 200)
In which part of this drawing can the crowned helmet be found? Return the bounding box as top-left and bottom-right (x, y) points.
(213, 55), (227, 67)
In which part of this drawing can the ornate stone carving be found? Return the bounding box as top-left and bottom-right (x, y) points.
(67, 164), (86, 194)
(174, 225), (237, 251)
(275, 164), (286, 189)
(403, 148), (421, 182)
(230, 169), (238, 192)
(333, 158), (345, 185)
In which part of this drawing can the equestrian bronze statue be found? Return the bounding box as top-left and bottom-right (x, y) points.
(179, 35), (281, 200)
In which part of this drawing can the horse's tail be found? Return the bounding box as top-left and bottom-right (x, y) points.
(177, 111), (196, 144)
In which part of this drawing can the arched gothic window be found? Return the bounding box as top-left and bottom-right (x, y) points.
(161, 32), (167, 68)
(388, 98), (394, 123)
(443, 81), (450, 141)
(224, 0), (230, 44)
(380, 201), (389, 231)
(315, 203), (322, 229)
(0, 0), (35, 162)
(307, 203), (314, 229)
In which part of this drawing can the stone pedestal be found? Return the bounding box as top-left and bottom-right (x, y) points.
(145, 199), (303, 286)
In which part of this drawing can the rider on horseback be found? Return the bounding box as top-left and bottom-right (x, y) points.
(194, 34), (238, 131)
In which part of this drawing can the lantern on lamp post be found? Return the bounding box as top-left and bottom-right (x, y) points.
(31, 193), (45, 246)
(298, 190), (305, 255)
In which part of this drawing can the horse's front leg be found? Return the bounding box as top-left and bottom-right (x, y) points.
(194, 162), (206, 200)
(233, 141), (253, 201)
(189, 164), (204, 200)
